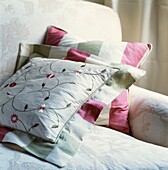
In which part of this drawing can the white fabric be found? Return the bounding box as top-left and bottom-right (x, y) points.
(99, 41), (126, 63)
(104, 0), (168, 95)
(1, 125), (168, 170)
(58, 33), (87, 47)
(129, 85), (168, 147)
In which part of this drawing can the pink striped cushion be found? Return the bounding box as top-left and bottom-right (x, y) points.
(45, 27), (67, 46)
(78, 99), (106, 124)
(66, 48), (90, 62)
(110, 91), (129, 134)
(122, 42), (149, 67)
(0, 127), (11, 141)
(44, 26), (151, 135)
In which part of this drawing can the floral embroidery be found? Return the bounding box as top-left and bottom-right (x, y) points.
(39, 104), (46, 113)
(0, 59), (112, 140)
(75, 69), (82, 74)
(10, 114), (19, 123)
(10, 113), (39, 133)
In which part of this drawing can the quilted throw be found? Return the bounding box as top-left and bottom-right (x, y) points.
(0, 55), (145, 167)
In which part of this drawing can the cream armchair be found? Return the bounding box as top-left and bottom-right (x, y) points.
(0, 0), (168, 149)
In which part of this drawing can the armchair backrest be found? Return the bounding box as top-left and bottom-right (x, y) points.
(0, 0), (122, 85)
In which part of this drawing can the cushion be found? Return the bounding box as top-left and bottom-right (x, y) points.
(0, 54), (145, 166)
(44, 26), (151, 68)
(1, 57), (124, 142)
(43, 25), (152, 134)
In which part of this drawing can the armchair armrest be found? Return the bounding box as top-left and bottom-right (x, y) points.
(128, 85), (168, 147)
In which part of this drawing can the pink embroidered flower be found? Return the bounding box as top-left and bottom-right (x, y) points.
(39, 104), (46, 112)
(9, 82), (16, 87)
(47, 74), (55, 78)
(11, 114), (19, 123)
(75, 69), (82, 74)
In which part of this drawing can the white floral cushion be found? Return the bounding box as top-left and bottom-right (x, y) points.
(0, 55), (146, 167)
(0, 57), (145, 142)
(0, 57), (109, 142)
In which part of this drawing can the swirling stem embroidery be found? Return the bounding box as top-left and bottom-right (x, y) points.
(0, 59), (114, 136)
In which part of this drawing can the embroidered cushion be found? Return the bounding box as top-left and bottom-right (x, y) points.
(0, 55), (145, 166)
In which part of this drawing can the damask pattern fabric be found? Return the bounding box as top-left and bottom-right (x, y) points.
(0, 0), (122, 86)
(129, 85), (168, 147)
(1, 125), (168, 170)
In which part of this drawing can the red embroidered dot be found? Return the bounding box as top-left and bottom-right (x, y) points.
(76, 70), (81, 74)
(9, 82), (16, 87)
(39, 106), (45, 110)
(47, 74), (55, 78)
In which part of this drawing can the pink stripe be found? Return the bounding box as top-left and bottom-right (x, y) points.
(110, 43), (148, 134)
(0, 127), (11, 141)
(109, 91), (130, 134)
(45, 26), (67, 46)
(122, 42), (148, 67)
(77, 99), (106, 124)
(65, 48), (90, 62)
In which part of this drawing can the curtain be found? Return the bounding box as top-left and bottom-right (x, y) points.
(104, 0), (168, 95)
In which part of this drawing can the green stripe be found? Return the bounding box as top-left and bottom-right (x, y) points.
(77, 41), (103, 56)
(25, 138), (55, 159)
(24, 130), (80, 159)
(15, 56), (30, 71)
(33, 45), (51, 58)
(106, 69), (135, 90)
(15, 44), (52, 72)
(57, 130), (80, 156)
